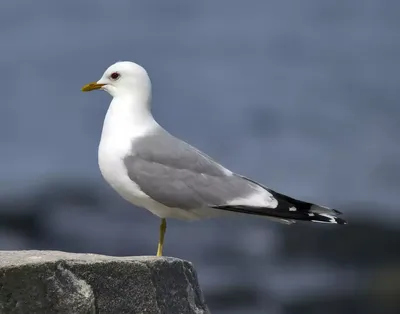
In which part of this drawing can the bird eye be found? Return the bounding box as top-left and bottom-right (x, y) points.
(110, 72), (120, 80)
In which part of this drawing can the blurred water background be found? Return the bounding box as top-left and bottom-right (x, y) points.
(1, 1), (400, 313)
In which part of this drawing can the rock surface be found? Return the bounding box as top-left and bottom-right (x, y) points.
(0, 250), (210, 314)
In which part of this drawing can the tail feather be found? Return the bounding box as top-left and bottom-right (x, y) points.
(213, 204), (347, 225)
(213, 176), (347, 225)
(212, 178), (347, 225)
(266, 189), (347, 224)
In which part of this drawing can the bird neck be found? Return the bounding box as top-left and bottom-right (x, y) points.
(101, 94), (158, 142)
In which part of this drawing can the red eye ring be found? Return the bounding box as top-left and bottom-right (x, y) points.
(110, 72), (120, 80)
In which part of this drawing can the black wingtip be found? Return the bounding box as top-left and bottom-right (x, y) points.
(334, 217), (348, 225)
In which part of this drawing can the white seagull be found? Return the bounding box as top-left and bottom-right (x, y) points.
(81, 61), (347, 257)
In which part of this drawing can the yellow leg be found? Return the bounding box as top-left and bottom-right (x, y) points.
(156, 218), (167, 257)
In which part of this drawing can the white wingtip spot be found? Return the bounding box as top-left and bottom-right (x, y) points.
(289, 207), (297, 211)
(318, 213), (337, 223)
(311, 213), (338, 224)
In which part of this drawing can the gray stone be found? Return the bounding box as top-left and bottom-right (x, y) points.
(0, 250), (210, 314)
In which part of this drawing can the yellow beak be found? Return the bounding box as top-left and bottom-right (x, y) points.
(81, 82), (105, 92)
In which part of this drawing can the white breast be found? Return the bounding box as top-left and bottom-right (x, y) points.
(98, 97), (155, 209)
(98, 136), (149, 207)
(98, 97), (193, 219)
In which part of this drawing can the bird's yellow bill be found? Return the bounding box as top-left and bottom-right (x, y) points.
(81, 82), (105, 92)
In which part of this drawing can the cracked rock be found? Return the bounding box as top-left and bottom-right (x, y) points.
(0, 250), (210, 314)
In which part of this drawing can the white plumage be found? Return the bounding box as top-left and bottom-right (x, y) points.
(82, 61), (347, 256)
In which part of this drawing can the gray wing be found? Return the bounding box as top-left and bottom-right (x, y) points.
(124, 128), (276, 210)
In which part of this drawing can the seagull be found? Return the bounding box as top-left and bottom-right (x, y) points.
(81, 61), (347, 257)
